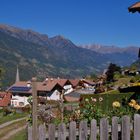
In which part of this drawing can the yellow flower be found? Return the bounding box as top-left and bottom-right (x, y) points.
(134, 104), (140, 110)
(128, 102), (134, 107)
(133, 82), (140, 86)
(112, 101), (120, 108)
(130, 99), (136, 105)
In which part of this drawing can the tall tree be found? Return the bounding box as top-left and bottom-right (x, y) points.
(106, 63), (121, 82)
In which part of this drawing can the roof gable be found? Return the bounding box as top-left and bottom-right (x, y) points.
(129, 2), (140, 12)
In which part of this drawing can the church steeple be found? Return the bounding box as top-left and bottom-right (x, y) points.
(16, 65), (20, 82)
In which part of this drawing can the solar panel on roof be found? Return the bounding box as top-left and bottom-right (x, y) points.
(9, 86), (31, 92)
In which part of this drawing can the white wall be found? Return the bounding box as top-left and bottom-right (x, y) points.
(47, 90), (61, 100)
(11, 95), (29, 107)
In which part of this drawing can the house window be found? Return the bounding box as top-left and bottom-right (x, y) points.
(11, 101), (14, 105)
(15, 101), (17, 105)
(19, 102), (24, 107)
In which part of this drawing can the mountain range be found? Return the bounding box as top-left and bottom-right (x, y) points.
(0, 24), (139, 87)
(80, 44), (139, 55)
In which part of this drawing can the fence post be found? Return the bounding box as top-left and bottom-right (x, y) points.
(28, 126), (32, 140)
(90, 119), (97, 140)
(32, 77), (38, 140)
(38, 124), (46, 140)
(48, 123), (55, 140)
(58, 123), (66, 140)
(122, 115), (130, 140)
(79, 120), (87, 140)
(134, 114), (140, 140)
(69, 121), (76, 140)
(100, 118), (108, 140)
(112, 117), (119, 140)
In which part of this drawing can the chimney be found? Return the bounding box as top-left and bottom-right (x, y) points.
(27, 81), (31, 87)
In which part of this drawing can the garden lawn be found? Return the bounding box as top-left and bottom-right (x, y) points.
(10, 129), (27, 140)
(0, 119), (26, 139)
(0, 113), (27, 125)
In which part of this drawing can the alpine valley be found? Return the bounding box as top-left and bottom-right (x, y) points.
(0, 24), (139, 87)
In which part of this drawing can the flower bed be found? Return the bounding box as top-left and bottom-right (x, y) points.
(80, 92), (134, 111)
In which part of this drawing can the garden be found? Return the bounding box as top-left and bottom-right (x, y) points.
(36, 90), (140, 126)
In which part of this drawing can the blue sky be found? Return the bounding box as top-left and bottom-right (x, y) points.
(0, 0), (140, 47)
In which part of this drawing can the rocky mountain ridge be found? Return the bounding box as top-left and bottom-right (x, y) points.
(0, 24), (138, 87)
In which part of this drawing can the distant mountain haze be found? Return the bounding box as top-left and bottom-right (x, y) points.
(80, 44), (139, 55)
(0, 24), (138, 87)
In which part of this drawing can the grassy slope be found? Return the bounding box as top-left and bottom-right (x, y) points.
(0, 119), (26, 139)
(0, 112), (27, 125)
(10, 129), (27, 140)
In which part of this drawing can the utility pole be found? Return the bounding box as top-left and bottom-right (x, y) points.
(32, 77), (38, 140)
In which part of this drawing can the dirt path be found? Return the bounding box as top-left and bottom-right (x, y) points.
(1, 125), (26, 140)
(0, 117), (26, 129)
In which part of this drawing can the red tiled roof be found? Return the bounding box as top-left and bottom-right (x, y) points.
(0, 92), (11, 107)
(7, 78), (80, 95)
(44, 78), (67, 86)
(43, 78), (67, 90)
(7, 79), (64, 94)
(68, 79), (80, 87)
(0, 93), (5, 98)
(82, 79), (95, 85)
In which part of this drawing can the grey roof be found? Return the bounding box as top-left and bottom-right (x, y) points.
(65, 89), (95, 98)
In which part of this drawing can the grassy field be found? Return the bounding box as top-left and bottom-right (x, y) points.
(0, 119), (26, 139)
(0, 112), (27, 125)
(10, 129), (27, 140)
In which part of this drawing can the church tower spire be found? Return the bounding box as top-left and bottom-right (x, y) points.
(16, 65), (20, 82)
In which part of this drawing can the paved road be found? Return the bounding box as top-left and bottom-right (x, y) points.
(0, 117), (26, 129)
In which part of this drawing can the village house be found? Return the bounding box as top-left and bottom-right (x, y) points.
(7, 77), (94, 106)
(7, 66), (100, 106)
(7, 80), (64, 107)
(41, 78), (80, 99)
(6, 67), (82, 107)
(64, 79), (96, 102)
(80, 79), (96, 90)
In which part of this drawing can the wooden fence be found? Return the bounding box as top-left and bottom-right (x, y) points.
(28, 114), (140, 140)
